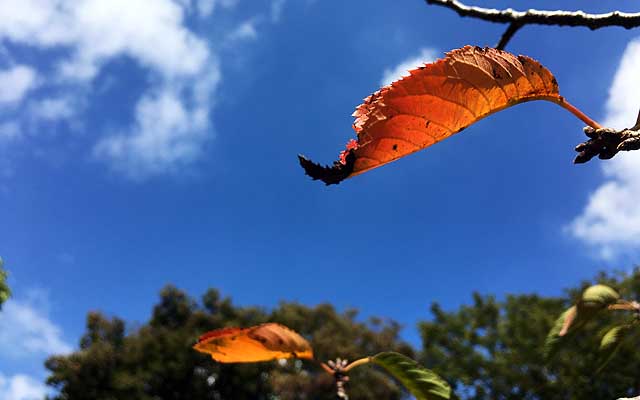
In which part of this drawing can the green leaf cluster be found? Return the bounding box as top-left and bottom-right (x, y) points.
(419, 269), (640, 399)
(0, 257), (10, 309)
(545, 284), (620, 359)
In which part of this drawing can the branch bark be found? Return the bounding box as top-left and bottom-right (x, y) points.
(574, 126), (640, 164)
(425, 0), (640, 30)
(496, 22), (523, 50)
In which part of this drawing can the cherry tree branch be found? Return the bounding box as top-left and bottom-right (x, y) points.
(574, 126), (640, 164)
(425, 0), (640, 48)
(496, 22), (523, 50)
(425, 0), (640, 29)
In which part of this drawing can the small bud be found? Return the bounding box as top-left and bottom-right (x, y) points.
(599, 128), (619, 140)
(583, 126), (597, 139)
(574, 142), (588, 152)
(574, 152), (591, 164)
(619, 136), (640, 151)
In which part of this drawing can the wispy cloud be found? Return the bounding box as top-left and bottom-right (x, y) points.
(0, 0), (285, 179)
(568, 38), (640, 259)
(193, 0), (238, 18)
(0, 65), (38, 105)
(0, 0), (217, 178)
(380, 48), (439, 87)
(0, 286), (68, 399)
(0, 294), (72, 358)
(29, 97), (76, 121)
(228, 20), (259, 42)
(0, 373), (48, 400)
(94, 78), (218, 179)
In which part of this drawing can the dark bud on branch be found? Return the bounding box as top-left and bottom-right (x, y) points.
(574, 126), (640, 164)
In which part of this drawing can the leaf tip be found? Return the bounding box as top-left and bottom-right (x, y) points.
(298, 145), (356, 185)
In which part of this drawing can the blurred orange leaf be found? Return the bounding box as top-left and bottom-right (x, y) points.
(193, 323), (314, 363)
(299, 46), (597, 185)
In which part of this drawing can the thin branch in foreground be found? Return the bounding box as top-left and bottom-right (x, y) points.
(496, 22), (523, 50)
(425, 0), (640, 30)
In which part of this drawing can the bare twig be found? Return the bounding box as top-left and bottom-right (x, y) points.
(320, 361), (334, 375)
(496, 22), (523, 50)
(633, 108), (640, 131)
(608, 300), (640, 312)
(425, 0), (640, 29)
(326, 358), (350, 399)
(426, 0), (640, 49)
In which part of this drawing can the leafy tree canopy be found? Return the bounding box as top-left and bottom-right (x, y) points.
(46, 285), (412, 400)
(46, 269), (640, 400)
(420, 269), (640, 400)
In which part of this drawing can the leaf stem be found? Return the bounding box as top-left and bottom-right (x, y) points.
(320, 361), (334, 375)
(343, 357), (372, 372)
(545, 96), (602, 129)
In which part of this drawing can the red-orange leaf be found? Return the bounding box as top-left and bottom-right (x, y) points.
(299, 46), (597, 185)
(193, 323), (314, 363)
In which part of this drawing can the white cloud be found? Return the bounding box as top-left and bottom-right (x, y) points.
(94, 80), (216, 178)
(195, 0), (238, 18)
(0, 65), (37, 104)
(0, 0), (221, 178)
(568, 38), (640, 258)
(0, 0), (282, 179)
(30, 97), (75, 121)
(380, 48), (439, 87)
(0, 0), (209, 81)
(0, 297), (72, 358)
(173, 0), (238, 18)
(0, 374), (48, 400)
(228, 20), (258, 42)
(195, 0), (216, 16)
(61, 0), (209, 81)
(0, 290), (66, 400)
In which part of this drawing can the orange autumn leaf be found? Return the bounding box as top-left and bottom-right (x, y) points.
(299, 46), (597, 185)
(193, 323), (314, 363)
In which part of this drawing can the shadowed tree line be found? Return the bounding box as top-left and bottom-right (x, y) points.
(45, 269), (640, 400)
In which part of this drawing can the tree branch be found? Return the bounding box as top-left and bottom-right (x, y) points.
(496, 22), (523, 50)
(574, 126), (640, 163)
(425, 0), (640, 30)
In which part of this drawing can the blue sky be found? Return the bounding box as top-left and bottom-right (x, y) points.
(2, 0), (640, 398)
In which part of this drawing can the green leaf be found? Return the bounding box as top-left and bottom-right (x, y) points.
(601, 325), (630, 350)
(545, 306), (577, 359)
(545, 285), (620, 360)
(0, 257), (9, 310)
(581, 285), (619, 307)
(370, 352), (450, 400)
(596, 324), (633, 374)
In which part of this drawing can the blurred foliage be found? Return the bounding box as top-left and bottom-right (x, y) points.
(0, 257), (10, 309)
(419, 268), (640, 400)
(45, 285), (413, 400)
(46, 269), (640, 399)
